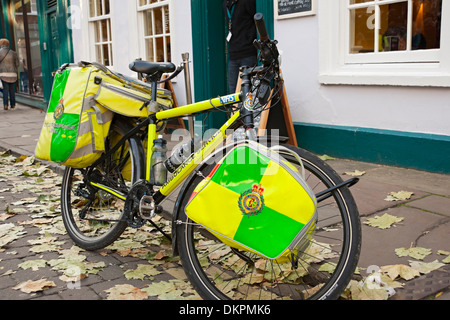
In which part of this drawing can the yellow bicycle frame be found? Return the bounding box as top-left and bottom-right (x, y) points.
(150, 93), (242, 201)
(88, 92), (242, 203)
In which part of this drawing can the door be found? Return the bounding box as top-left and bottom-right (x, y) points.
(191, 0), (274, 130)
(48, 10), (61, 77)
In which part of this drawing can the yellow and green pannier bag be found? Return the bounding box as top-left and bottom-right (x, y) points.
(185, 142), (318, 261)
(35, 64), (115, 168)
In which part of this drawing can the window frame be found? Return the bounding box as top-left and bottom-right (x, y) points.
(87, 0), (114, 67)
(318, 0), (450, 87)
(136, 0), (174, 63)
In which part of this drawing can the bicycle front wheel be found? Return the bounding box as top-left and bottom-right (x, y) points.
(176, 145), (361, 300)
(61, 119), (145, 251)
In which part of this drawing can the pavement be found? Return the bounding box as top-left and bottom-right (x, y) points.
(0, 103), (449, 301)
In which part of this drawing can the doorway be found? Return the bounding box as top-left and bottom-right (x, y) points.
(190, 0), (273, 130)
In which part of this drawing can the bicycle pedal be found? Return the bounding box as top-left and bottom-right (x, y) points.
(139, 195), (156, 219)
(139, 196), (163, 220)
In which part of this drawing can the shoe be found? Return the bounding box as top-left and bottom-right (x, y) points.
(4, 105), (7, 111)
(10, 106), (15, 110)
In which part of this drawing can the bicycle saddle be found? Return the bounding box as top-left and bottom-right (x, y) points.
(129, 60), (176, 75)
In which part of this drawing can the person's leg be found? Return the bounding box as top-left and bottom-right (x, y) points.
(9, 82), (15, 110)
(228, 59), (241, 94)
(239, 56), (257, 69)
(2, 81), (9, 110)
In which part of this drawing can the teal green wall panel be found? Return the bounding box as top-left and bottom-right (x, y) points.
(191, 0), (274, 130)
(190, 0), (228, 130)
(37, 0), (74, 106)
(294, 122), (450, 174)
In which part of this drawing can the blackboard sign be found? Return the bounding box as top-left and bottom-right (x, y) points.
(275, 0), (316, 19)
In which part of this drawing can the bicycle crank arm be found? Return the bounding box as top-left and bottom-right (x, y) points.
(315, 178), (359, 203)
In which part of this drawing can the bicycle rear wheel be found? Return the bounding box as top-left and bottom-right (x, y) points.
(61, 119), (145, 251)
(176, 145), (361, 300)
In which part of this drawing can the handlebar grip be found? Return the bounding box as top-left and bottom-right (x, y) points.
(254, 13), (269, 42)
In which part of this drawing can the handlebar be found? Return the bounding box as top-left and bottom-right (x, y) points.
(254, 13), (269, 42)
(253, 13), (279, 67)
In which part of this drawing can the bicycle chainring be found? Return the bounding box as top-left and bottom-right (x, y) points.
(124, 180), (154, 228)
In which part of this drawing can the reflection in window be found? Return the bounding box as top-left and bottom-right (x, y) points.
(349, 0), (442, 54)
(12, 0), (43, 96)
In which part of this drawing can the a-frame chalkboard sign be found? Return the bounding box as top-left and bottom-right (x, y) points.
(160, 75), (186, 132)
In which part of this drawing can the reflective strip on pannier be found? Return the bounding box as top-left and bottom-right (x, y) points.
(185, 142), (318, 261)
(35, 61), (173, 168)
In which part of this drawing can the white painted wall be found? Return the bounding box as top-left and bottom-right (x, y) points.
(70, 1), (450, 137)
(274, 6), (450, 137)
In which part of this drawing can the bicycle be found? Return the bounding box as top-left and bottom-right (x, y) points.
(60, 14), (361, 300)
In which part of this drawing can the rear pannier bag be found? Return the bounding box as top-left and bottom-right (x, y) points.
(185, 142), (318, 261)
(35, 62), (172, 168)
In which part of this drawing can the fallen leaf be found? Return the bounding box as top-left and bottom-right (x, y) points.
(107, 238), (144, 251)
(0, 223), (26, 248)
(105, 284), (148, 300)
(345, 277), (390, 300)
(380, 264), (420, 281)
(319, 155), (335, 161)
(385, 191), (414, 202)
(364, 213), (404, 229)
(344, 170), (366, 177)
(143, 281), (177, 297)
(59, 273), (87, 283)
(13, 279), (56, 293)
(18, 260), (47, 271)
(124, 264), (161, 280)
(154, 250), (168, 260)
(395, 246), (431, 260)
(409, 260), (445, 274)
(0, 213), (15, 221)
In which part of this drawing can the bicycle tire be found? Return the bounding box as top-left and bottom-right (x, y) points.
(61, 119), (145, 251)
(176, 145), (361, 300)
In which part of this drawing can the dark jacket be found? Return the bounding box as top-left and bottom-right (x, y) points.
(0, 46), (19, 83)
(223, 0), (257, 60)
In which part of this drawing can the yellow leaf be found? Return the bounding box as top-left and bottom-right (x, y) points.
(13, 279), (56, 293)
(364, 213), (404, 229)
(395, 246), (431, 260)
(104, 284), (148, 300)
(385, 191), (414, 201)
(380, 264), (420, 281)
(409, 260), (445, 274)
(345, 170), (366, 177)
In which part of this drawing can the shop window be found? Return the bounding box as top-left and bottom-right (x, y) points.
(11, 0), (43, 97)
(318, 0), (450, 87)
(137, 0), (172, 62)
(348, 0), (442, 63)
(89, 0), (113, 66)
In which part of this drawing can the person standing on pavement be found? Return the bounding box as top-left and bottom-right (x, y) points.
(223, 0), (257, 94)
(0, 39), (19, 111)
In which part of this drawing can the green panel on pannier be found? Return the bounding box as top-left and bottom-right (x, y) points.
(49, 112), (79, 163)
(185, 142), (318, 261)
(48, 69), (71, 113)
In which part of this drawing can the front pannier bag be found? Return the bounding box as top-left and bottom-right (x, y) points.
(185, 142), (318, 261)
